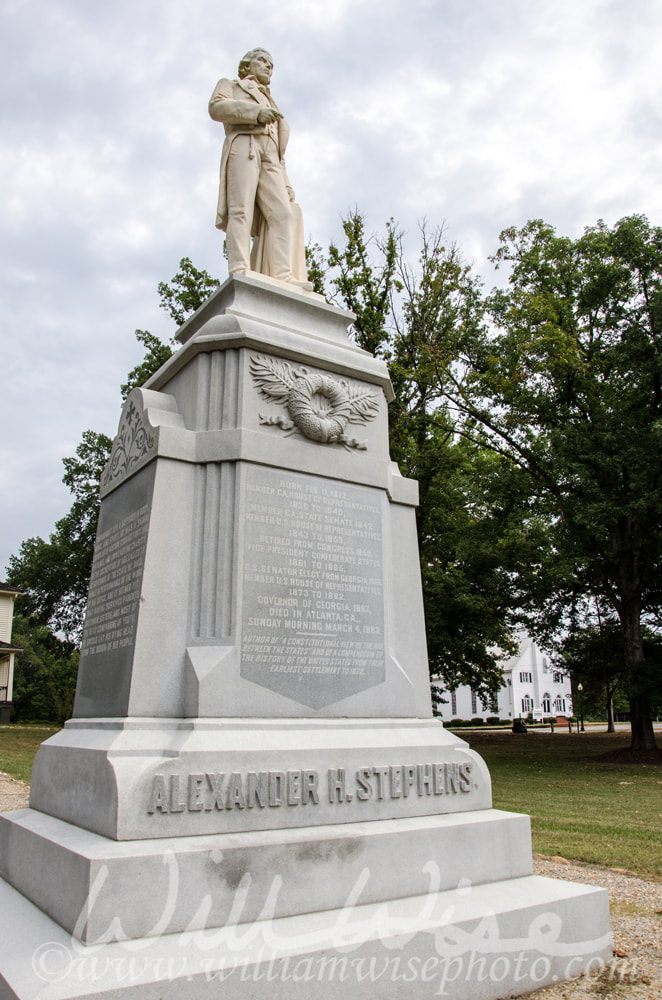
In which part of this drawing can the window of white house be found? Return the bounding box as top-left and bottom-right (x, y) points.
(554, 695), (566, 713)
(542, 657), (549, 672)
(471, 690), (478, 714)
(519, 671), (533, 683)
(542, 694), (551, 713)
(522, 695), (533, 713)
(451, 691), (457, 715)
(553, 671), (564, 684)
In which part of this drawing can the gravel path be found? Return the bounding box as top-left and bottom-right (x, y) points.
(0, 772), (29, 811)
(0, 776), (659, 996)
(526, 855), (661, 999)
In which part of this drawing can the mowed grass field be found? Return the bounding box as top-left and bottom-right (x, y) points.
(1, 725), (661, 881)
(0, 726), (59, 783)
(460, 729), (662, 882)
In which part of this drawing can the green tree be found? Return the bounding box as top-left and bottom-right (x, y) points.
(327, 214), (401, 358)
(304, 241), (327, 296)
(319, 214), (534, 698)
(10, 615), (79, 724)
(425, 215), (662, 750)
(122, 258), (219, 397)
(560, 616), (627, 731)
(388, 225), (532, 695)
(156, 256), (220, 327)
(7, 430), (112, 643)
(121, 330), (174, 401)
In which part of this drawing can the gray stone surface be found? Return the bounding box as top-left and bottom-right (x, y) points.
(173, 273), (359, 350)
(0, 807), (533, 943)
(75, 464), (155, 717)
(0, 273), (612, 998)
(28, 719), (492, 840)
(72, 274), (426, 723)
(238, 465), (386, 708)
(0, 873), (611, 999)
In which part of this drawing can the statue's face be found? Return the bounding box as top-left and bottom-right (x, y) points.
(248, 51), (273, 86)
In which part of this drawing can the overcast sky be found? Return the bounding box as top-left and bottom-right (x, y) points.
(2, 0), (662, 574)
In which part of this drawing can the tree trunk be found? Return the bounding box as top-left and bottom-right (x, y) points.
(621, 598), (657, 750)
(605, 685), (615, 734)
(629, 691), (657, 751)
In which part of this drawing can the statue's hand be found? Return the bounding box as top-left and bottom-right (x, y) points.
(286, 185), (295, 203)
(257, 107), (283, 124)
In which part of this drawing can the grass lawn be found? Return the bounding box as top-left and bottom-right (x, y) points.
(0, 726), (59, 783)
(461, 729), (662, 882)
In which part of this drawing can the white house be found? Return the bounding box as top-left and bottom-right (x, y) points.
(0, 583), (22, 724)
(433, 633), (573, 723)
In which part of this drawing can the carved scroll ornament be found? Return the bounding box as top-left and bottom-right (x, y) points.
(101, 393), (156, 492)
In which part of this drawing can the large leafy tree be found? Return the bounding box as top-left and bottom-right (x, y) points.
(317, 214), (534, 698)
(6, 430), (112, 643)
(423, 215), (662, 750)
(9, 615), (79, 724)
(559, 615), (629, 732)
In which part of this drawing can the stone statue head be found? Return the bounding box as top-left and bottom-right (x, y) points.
(238, 48), (273, 80)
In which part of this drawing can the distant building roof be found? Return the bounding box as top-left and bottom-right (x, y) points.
(499, 632), (536, 673)
(0, 583), (22, 596)
(0, 639), (21, 654)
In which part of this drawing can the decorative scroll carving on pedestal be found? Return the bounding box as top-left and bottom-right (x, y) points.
(101, 390), (156, 493)
(250, 354), (379, 450)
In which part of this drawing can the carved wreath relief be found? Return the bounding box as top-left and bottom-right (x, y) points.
(101, 395), (155, 491)
(250, 355), (379, 450)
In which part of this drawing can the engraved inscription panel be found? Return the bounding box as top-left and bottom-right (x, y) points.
(74, 462), (154, 718)
(241, 465), (385, 708)
(81, 506), (150, 658)
(146, 762), (476, 815)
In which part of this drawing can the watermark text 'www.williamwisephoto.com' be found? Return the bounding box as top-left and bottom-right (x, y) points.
(28, 855), (612, 994)
(31, 944), (637, 995)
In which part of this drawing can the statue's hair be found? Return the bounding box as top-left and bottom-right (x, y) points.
(238, 48), (272, 79)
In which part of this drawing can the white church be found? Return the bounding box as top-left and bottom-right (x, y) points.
(433, 632), (574, 723)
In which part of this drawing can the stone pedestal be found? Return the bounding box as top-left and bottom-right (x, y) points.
(0, 274), (610, 998)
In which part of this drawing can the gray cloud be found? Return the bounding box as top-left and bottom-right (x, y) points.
(2, 0), (662, 570)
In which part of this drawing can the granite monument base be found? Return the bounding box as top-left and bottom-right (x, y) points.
(0, 276), (611, 998)
(0, 870), (610, 999)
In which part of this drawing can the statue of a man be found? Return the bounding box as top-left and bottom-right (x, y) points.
(209, 48), (310, 289)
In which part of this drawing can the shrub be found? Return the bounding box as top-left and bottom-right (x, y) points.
(470, 718), (485, 726)
(486, 716), (501, 726)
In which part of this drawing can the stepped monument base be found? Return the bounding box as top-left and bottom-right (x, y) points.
(0, 275), (610, 998)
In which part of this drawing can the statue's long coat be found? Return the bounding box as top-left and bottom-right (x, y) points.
(208, 76), (291, 234)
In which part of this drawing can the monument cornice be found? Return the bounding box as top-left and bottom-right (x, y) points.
(145, 274), (395, 402)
